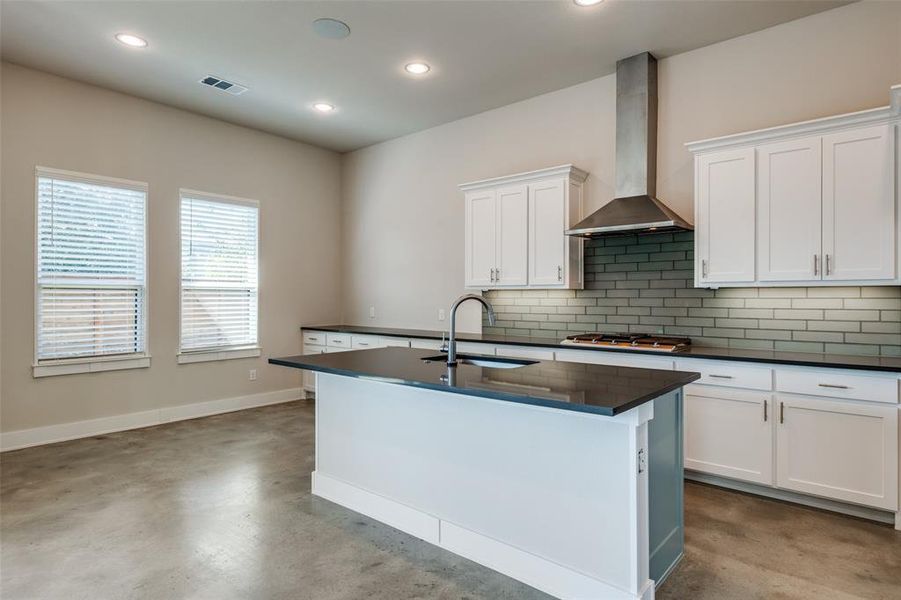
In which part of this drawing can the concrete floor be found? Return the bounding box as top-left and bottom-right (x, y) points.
(2, 401), (899, 600)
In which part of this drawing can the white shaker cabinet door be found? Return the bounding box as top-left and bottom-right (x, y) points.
(495, 184), (529, 286)
(823, 124), (896, 281)
(528, 178), (567, 286)
(696, 148), (756, 285)
(775, 394), (898, 510)
(684, 386), (774, 485)
(464, 189), (497, 288)
(757, 136), (822, 282)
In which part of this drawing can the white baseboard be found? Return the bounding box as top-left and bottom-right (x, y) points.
(0, 387), (303, 452)
(312, 471), (646, 600)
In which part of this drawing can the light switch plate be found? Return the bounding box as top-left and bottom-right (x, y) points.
(369, 306), (376, 319)
(438, 308), (446, 321)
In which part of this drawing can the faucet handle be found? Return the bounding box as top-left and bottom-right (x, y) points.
(440, 331), (448, 353)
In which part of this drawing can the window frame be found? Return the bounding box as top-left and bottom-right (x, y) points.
(32, 166), (150, 377)
(177, 188), (260, 364)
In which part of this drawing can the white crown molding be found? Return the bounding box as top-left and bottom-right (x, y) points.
(0, 387), (302, 452)
(459, 164), (589, 191)
(686, 86), (901, 155)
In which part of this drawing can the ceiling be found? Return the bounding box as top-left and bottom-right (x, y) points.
(1, 0), (848, 152)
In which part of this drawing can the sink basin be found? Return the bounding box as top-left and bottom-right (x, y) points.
(420, 354), (537, 369)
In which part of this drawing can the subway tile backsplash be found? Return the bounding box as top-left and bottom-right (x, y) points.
(483, 232), (901, 357)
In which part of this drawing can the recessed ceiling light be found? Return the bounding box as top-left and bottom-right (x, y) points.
(573, 0), (604, 6)
(115, 33), (148, 48)
(312, 18), (351, 39)
(313, 102), (335, 113)
(404, 62), (431, 76)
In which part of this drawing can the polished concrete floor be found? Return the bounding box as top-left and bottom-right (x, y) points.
(2, 400), (899, 600)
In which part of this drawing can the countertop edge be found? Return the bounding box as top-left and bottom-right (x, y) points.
(269, 354), (700, 417)
(300, 325), (901, 374)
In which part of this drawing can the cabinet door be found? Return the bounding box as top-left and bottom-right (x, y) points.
(528, 178), (567, 286)
(684, 386), (773, 485)
(495, 184), (528, 286)
(464, 189), (497, 288)
(757, 137), (822, 281)
(823, 124), (896, 281)
(696, 149), (756, 284)
(775, 394), (898, 510)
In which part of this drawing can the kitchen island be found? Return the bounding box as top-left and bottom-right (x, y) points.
(270, 347), (699, 600)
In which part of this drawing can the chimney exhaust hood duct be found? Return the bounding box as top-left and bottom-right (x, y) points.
(566, 52), (692, 238)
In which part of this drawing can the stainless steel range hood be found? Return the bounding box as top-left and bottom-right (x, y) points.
(566, 53), (692, 238)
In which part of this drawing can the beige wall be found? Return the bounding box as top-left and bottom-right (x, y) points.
(0, 63), (343, 433)
(340, 0), (901, 333)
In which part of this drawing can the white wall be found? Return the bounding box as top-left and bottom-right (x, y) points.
(340, 0), (901, 333)
(0, 63), (343, 433)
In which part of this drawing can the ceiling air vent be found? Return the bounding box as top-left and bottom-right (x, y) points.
(199, 75), (248, 96)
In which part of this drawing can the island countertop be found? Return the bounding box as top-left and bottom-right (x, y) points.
(270, 346), (700, 416)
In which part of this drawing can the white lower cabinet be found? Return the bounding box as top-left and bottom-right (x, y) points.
(775, 394), (898, 511)
(684, 385), (773, 486)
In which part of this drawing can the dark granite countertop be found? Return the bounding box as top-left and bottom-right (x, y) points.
(270, 347), (699, 416)
(301, 324), (901, 374)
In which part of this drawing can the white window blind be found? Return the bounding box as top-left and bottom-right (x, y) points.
(36, 170), (147, 362)
(180, 192), (259, 353)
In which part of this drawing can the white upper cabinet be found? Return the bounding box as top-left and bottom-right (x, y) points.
(464, 188), (497, 288)
(823, 124), (896, 281)
(757, 136), (823, 282)
(687, 86), (900, 287)
(496, 184), (529, 286)
(695, 148), (756, 285)
(529, 178), (567, 285)
(460, 165), (587, 289)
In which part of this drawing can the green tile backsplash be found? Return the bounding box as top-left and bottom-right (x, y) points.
(483, 232), (901, 356)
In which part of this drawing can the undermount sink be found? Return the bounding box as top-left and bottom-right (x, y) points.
(421, 354), (537, 369)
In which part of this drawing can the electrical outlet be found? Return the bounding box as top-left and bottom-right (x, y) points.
(438, 308), (446, 321)
(249, 369), (257, 381)
(369, 306), (376, 319)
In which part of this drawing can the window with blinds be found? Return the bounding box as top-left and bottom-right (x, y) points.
(180, 192), (259, 353)
(36, 169), (147, 362)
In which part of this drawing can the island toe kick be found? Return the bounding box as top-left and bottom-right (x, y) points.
(311, 373), (684, 600)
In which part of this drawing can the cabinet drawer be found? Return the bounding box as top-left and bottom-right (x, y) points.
(302, 331), (326, 346)
(303, 343), (327, 355)
(675, 359), (772, 391)
(411, 339), (443, 351)
(775, 368), (898, 404)
(326, 333), (352, 348)
(457, 342), (495, 355)
(351, 334), (382, 349)
(380, 337), (411, 348)
(495, 346), (555, 360)
(556, 348), (674, 370)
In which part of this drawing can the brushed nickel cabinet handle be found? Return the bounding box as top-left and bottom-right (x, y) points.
(780, 401), (785, 424)
(813, 254), (818, 276)
(709, 374), (734, 379)
(495, 268), (500, 281)
(557, 265), (563, 281)
(489, 268), (495, 282)
(825, 254), (831, 276)
(701, 259), (708, 278)
(818, 383), (849, 389)
(763, 401), (768, 422)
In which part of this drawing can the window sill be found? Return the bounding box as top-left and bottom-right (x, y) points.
(177, 347), (261, 364)
(33, 355), (151, 378)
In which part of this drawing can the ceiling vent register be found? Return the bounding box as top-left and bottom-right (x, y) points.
(199, 76), (249, 96)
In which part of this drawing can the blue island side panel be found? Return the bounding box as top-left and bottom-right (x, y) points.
(648, 390), (685, 586)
